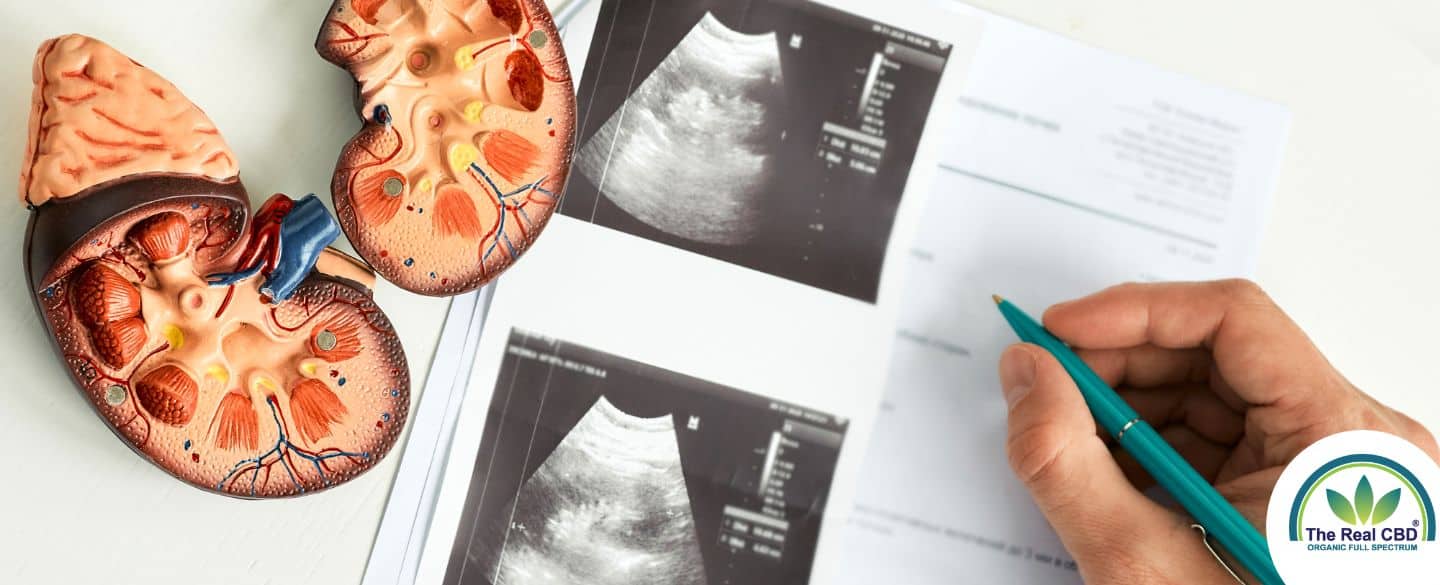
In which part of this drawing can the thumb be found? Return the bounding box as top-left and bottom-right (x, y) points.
(998, 344), (1192, 570)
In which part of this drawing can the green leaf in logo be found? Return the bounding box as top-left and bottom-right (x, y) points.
(1371, 488), (1402, 525)
(1355, 475), (1374, 524)
(1328, 489), (1357, 525)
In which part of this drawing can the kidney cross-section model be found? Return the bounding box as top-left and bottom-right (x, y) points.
(316, 0), (576, 296)
(21, 35), (409, 498)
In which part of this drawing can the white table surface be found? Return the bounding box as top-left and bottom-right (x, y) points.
(0, 1), (1435, 583)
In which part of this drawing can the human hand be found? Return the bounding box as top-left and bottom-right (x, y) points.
(997, 280), (1439, 583)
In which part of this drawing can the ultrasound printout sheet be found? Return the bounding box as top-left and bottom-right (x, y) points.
(413, 1), (983, 584)
(837, 4), (1290, 584)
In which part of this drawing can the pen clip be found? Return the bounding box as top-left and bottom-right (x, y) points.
(1190, 523), (1247, 585)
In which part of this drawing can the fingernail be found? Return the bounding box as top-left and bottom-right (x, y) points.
(1042, 300), (1071, 323)
(1000, 346), (1036, 409)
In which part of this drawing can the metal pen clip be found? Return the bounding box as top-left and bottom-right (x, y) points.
(1190, 523), (1247, 585)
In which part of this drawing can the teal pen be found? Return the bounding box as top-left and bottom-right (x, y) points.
(993, 296), (1284, 585)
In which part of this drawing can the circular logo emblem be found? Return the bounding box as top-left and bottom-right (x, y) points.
(1267, 430), (1440, 581)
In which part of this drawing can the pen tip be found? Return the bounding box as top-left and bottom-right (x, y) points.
(992, 294), (1004, 305)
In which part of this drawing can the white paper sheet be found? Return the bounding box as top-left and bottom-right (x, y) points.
(375, 0), (1288, 583)
(362, 287), (493, 585)
(836, 5), (1290, 584)
(413, 1), (983, 584)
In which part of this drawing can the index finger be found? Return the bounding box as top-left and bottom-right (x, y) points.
(1042, 280), (1339, 406)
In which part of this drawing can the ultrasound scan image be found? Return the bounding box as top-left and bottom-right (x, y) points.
(561, 0), (953, 302)
(480, 398), (707, 585)
(575, 12), (785, 247)
(441, 330), (849, 585)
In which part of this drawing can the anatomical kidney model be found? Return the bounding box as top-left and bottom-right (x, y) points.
(316, 0), (576, 296)
(21, 34), (409, 498)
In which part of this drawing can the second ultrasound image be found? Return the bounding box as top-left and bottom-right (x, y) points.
(441, 329), (849, 585)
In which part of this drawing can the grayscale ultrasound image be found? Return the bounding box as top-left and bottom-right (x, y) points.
(560, 0), (954, 302)
(441, 330), (850, 585)
(576, 12), (785, 247)
(479, 397), (707, 585)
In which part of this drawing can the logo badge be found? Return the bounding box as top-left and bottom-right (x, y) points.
(1268, 430), (1440, 581)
